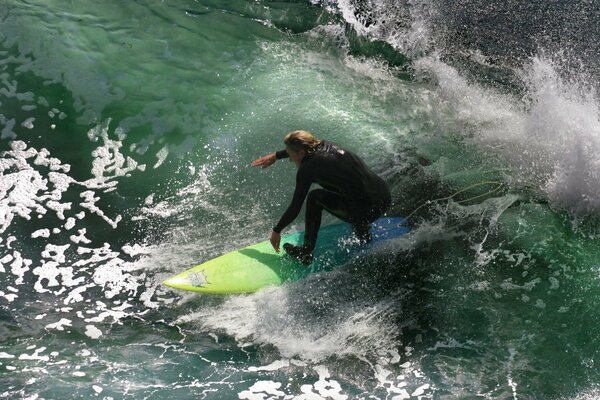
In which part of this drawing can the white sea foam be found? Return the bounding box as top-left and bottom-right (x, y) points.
(247, 360), (290, 372)
(0, 120), (157, 311)
(0, 290), (18, 302)
(0, 254), (9, 273)
(21, 117), (35, 129)
(0, 142), (51, 232)
(238, 381), (286, 400)
(84, 325), (103, 339)
(69, 228), (91, 244)
(238, 365), (354, 400)
(32, 229), (51, 238)
(121, 244), (151, 257)
(80, 190), (122, 228)
(1, 117), (17, 139)
(64, 217), (76, 230)
(18, 347), (49, 362)
(83, 119), (144, 190)
(84, 308), (130, 324)
(45, 318), (72, 331)
(154, 145), (169, 169)
(8, 250), (31, 285)
(64, 284), (94, 305)
(309, 366), (348, 400)
(570, 389), (600, 400)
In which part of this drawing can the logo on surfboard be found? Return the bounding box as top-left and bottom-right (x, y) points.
(188, 270), (209, 287)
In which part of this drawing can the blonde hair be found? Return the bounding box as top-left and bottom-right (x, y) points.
(284, 130), (321, 153)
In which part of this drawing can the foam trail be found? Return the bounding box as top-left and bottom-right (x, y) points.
(179, 279), (402, 362)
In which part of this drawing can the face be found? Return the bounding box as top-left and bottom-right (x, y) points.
(285, 145), (306, 167)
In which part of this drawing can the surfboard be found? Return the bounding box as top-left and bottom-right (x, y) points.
(162, 217), (409, 294)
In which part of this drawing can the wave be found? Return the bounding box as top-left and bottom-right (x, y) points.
(324, 0), (600, 216)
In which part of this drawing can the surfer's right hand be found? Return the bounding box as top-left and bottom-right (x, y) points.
(251, 152), (277, 169)
(270, 231), (281, 253)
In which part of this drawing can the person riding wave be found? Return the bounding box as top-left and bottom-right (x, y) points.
(252, 130), (391, 265)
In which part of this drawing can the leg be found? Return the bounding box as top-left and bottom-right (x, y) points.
(305, 189), (389, 247)
(283, 189), (348, 265)
(304, 189), (349, 249)
(349, 199), (391, 244)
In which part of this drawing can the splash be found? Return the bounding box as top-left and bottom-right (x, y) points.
(329, 0), (437, 57)
(327, 0), (600, 216)
(522, 57), (600, 214)
(180, 282), (401, 362)
(174, 270), (436, 397)
(413, 54), (600, 215)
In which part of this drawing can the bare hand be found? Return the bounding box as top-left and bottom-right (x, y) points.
(270, 231), (281, 253)
(251, 152), (277, 169)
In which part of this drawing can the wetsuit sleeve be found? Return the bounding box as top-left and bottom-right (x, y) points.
(275, 150), (289, 160)
(273, 166), (312, 233)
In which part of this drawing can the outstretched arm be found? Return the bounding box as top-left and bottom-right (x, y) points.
(251, 150), (289, 169)
(251, 152), (277, 169)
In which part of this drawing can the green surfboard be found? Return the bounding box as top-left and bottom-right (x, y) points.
(162, 217), (409, 294)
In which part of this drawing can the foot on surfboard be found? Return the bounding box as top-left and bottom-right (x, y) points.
(283, 243), (314, 265)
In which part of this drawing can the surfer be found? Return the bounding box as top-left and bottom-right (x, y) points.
(252, 130), (391, 264)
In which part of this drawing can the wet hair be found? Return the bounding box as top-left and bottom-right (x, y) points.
(284, 130), (322, 154)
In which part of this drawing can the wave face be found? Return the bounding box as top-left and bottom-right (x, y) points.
(331, 0), (600, 214)
(1, 1), (600, 399)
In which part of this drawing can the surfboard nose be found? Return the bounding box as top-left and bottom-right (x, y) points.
(162, 274), (192, 290)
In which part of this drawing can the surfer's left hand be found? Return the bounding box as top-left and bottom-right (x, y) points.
(270, 231), (281, 253)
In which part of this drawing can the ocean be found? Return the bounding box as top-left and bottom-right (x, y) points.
(2, 1), (600, 399)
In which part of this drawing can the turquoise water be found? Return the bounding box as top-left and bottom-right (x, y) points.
(2, 1), (600, 399)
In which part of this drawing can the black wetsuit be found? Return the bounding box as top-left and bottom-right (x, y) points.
(273, 141), (391, 250)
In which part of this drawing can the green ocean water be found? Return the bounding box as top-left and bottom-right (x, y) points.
(2, 1), (600, 399)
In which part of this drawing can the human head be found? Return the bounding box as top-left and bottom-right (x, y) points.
(283, 130), (321, 154)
